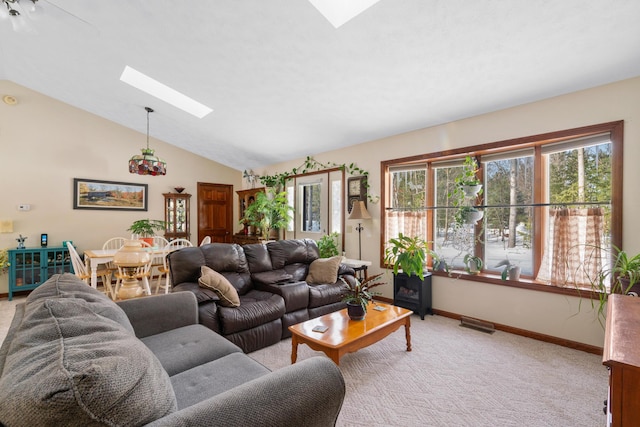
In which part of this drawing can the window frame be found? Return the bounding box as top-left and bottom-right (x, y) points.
(380, 121), (623, 298)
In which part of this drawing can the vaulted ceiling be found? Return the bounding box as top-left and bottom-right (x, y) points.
(1, 0), (639, 171)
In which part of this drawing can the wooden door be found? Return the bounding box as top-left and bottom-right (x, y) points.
(197, 183), (233, 244)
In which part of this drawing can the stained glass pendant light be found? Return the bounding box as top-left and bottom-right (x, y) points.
(129, 107), (167, 176)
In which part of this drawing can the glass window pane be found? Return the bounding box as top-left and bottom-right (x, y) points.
(434, 165), (471, 267)
(331, 180), (341, 234)
(482, 156), (534, 276)
(301, 183), (322, 232)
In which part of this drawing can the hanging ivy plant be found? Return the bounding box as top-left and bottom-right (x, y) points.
(257, 156), (377, 203)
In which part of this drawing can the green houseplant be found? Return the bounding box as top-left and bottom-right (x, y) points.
(464, 253), (483, 274)
(588, 248), (640, 324)
(317, 232), (340, 258)
(384, 233), (428, 280)
(340, 273), (385, 320)
(127, 219), (166, 239)
(449, 156), (484, 226)
(241, 189), (293, 240)
(495, 259), (520, 280)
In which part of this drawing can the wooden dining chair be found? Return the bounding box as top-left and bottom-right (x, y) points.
(199, 236), (211, 246)
(66, 242), (115, 299)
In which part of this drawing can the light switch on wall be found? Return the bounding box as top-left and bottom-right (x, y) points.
(18, 204), (31, 211)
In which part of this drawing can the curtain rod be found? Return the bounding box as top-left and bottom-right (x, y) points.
(386, 201), (611, 211)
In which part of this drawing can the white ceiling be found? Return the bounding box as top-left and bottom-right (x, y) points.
(2, 0), (640, 171)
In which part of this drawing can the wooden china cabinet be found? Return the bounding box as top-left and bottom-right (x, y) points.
(603, 294), (640, 426)
(163, 192), (191, 241)
(233, 187), (264, 244)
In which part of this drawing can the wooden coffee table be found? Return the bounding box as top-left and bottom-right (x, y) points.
(288, 302), (412, 365)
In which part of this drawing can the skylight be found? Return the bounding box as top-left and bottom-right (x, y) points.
(119, 66), (213, 119)
(308, 0), (381, 28)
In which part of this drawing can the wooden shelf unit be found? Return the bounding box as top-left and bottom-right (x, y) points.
(603, 294), (640, 426)
(236, 187), (264, 241)
(163, 192), (191, 241)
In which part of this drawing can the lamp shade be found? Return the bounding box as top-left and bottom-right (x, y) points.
(0, 220), (14, 233)
(348, 201), (371, 220)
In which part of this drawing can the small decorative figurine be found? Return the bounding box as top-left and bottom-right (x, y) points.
(16, 234), (27, 249)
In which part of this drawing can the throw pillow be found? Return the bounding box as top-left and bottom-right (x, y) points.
(198, 265), (240, 307)
(306, 256), (342, 284)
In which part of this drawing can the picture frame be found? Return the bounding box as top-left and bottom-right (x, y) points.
(347, 176), (367, 213)
(73, 178), (148, 211)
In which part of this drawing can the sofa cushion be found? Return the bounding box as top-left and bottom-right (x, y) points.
(0, 297), (176, 427)
(170, 353), (270, 409)
(306, 256), (342, 284)
(199, 266), (240, 307)
(141, 324), (242, 376)
(308, 282), (347, 308)
(218, 290), (286, 335)
(243, 243), (273, 273)
(267, 239), (317, 269)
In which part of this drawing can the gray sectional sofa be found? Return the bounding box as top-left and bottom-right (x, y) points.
(168, 239), (356, 353)
(0, 274), (346, 426)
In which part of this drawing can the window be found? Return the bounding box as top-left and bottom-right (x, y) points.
(301, 182), (322, 232)
(381, 121), (622, 294)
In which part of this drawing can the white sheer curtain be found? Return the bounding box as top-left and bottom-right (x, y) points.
(537, 207), (605, 288)
(385, 210), (427, 250)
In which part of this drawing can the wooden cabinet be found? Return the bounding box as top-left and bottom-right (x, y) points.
(8, 246), (73, 300)
(163, 192), (191, 241)
(234, 187), (264, 243)
(603, 294), (640, 426)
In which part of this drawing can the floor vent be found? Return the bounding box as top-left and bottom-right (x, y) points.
(460, 316), (495, 334)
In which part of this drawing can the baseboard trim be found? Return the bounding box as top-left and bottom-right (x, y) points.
(374, 297), (603, 355)
(433, 309), (602, 355)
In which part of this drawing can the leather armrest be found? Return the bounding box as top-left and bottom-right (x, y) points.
(255, 281), (309, 313)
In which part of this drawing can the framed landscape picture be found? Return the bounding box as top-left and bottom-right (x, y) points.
(73, 178), (148, 211)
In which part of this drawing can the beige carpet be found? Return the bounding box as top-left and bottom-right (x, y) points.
(250, 314), (607, 427)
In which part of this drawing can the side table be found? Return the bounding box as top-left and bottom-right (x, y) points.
(342, 258), (372, 281)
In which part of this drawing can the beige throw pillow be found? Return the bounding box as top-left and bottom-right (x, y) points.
(198, 266), (240, 307)
(306, 256), (342, 284)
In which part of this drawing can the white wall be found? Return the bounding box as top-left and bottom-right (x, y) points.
(0, 80), (242, 295)
(259, 76), (640, 348)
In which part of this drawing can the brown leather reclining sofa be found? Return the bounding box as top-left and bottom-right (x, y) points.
(167, 239), (356, 353)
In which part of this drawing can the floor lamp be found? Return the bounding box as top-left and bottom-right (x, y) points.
(348, 200), (371, 260)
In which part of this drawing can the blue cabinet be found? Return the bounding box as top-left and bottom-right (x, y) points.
(8, 246), (73, 300)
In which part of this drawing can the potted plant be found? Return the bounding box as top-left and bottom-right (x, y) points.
(454, 206), (484, 225)
(127, 219), (166, 246)
(317, 232), (340, 258)
(449, 156), (484, 226)
(450, 156), (483, 201)
(430, 250), (449, 274)
(384, 233), (428, 280)
(241, 188), (293, 240)
(495, 259), (520, 281)
(609, 249), (640, 294)
(340, 273), (385, 320)
(464, 253), (483, 274)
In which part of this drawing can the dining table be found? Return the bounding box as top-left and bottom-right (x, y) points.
(83, 247), (163, 294)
